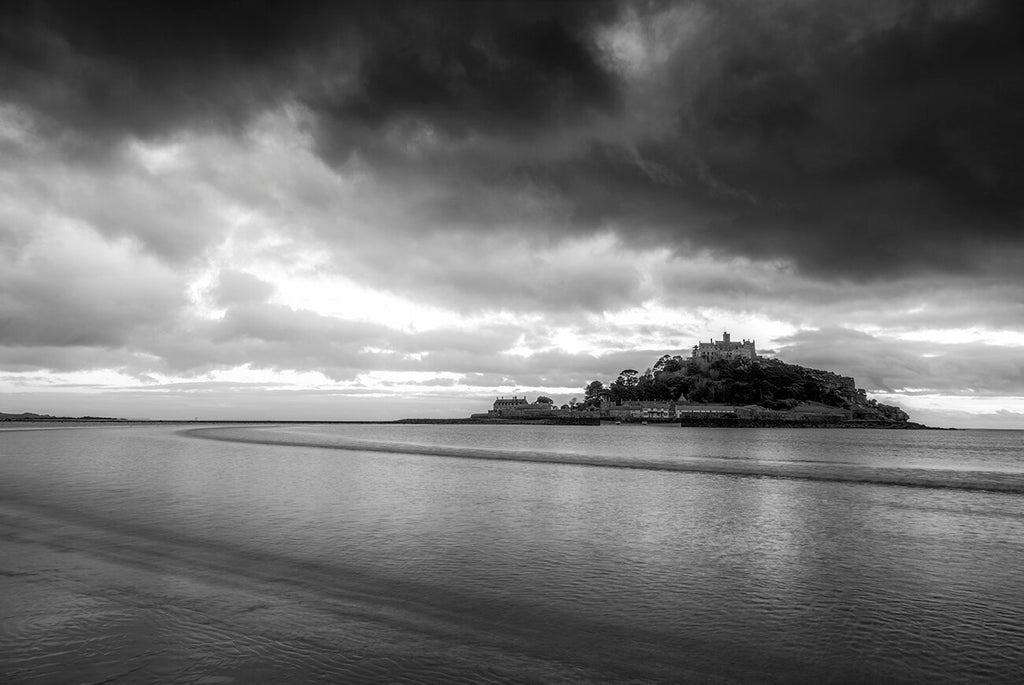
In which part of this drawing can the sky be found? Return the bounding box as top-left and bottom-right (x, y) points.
(2, 0), (1023, 427)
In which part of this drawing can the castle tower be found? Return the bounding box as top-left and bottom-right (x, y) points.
(691, 331), (757, 364)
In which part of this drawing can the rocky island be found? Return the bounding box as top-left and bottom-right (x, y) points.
(474, 332), (930, 428)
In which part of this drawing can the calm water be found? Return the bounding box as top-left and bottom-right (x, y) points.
(2, 423), (1023, 683)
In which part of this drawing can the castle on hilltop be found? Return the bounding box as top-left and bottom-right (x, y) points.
(692, 331), (757, 364)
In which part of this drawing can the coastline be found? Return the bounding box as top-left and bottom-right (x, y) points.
(2, 417), (946, 429)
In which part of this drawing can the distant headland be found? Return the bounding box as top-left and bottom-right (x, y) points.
(0, 411), (126, 422)
(467, 331), (933, 429)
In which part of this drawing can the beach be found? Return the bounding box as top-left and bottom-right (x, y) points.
(3, 424), (1024, 682)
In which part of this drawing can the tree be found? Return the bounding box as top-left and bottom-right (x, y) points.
(616, 369), (639, 387)
(535, 396), (553, 404)
(610, 369), (640, 402)
(584, 380), (605, 403)
(663, 357), (683, 373)
(652, 354), (674, 374)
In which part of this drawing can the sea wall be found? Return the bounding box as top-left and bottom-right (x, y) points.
(677, 415), (928, 428)
(418, 416), (602, 426)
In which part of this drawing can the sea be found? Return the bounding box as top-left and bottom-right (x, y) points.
(2, 423), (1023, 683)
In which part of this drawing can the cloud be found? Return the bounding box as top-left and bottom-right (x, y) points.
(870, 400), (1024, 430)
(3, 1), (1024, 423)
(315, 2), (619, 143)
(4, 1), (1022, 283)
(0, 0), (336, 151)
(1, 1), (618, 152)
(211, 270), (276, 307)
(776, 327), (1024, 396)
(0, 221), (185, 348)
(303, 0), (1024, 284)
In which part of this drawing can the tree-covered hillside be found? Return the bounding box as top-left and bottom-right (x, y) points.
(584, 354), (902, 417)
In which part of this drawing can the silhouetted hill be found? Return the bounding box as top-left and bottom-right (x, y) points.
(1, 411), (124, 421)
(584, 355), (909, 423)
(0, 411), (56, 420)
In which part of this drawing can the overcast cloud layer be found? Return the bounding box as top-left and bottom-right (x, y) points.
(2, 0), (1023, 427)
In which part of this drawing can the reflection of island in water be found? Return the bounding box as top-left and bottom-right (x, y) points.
(472, 332), (932, 428)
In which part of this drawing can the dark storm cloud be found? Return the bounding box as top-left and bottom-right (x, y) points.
(0, 0), (615, 149)
(675, 0), (1024, 280)
(315, 2), (618, 141)
(4, 0), (1024, 283)
(0, 0), (335, 148)
(309, 0), (1024, 282)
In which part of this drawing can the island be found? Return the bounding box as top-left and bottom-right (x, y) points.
(471, 332), (931, 428)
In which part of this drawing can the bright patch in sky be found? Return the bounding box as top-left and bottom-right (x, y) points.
(892, 328), (1024, 346)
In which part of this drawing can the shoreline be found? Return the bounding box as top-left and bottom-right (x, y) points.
(2, 417), (950, 429)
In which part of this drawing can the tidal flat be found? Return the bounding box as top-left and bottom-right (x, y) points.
(3, 423), (1023, 683)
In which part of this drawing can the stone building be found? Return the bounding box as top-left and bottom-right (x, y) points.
(691, 331), (757, 364)
(492, 396), (529, 413)
(487, 396), (556, 418)
(600, 399), (677, 421)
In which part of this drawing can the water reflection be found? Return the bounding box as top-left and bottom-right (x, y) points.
(2, 425), (1023, 683)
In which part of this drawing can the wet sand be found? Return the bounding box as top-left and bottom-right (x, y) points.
(1, 500), (744, 683)
(5, 424), (1023, 683)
